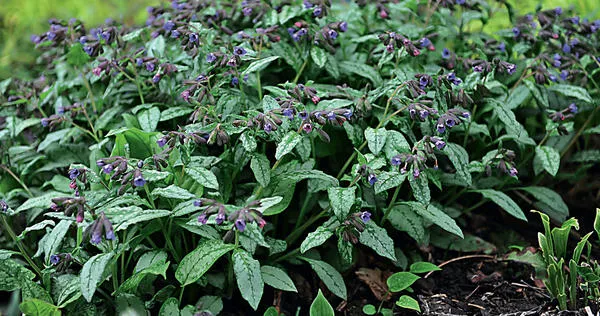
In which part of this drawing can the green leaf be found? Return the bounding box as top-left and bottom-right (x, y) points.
(409, 262), (441, 274)
(38, 129), (71, 152)
(365, 128), (387, 155)
(362, 304), (377, 315)
(160, 107), (193, 122)
(233, 249), (264, 310)
(264, 306), (280, 316)
(117, 261), (169, 294)
(534, 146), (560, 176)
(309, 290), (335, 316)
(137, 107), (161, 132)
(388, 203), (425, 244)
(339, 61), (383, 86)
(275, 132), (302, 160)
(491, 99), (532, 141)
(327, 187), (355, 219)
(396, 295), (421, 312)
(18, 220), (55, 239)
(594, 208), (600, 240)
(374, 171), (406, 194)
(262, 95), (280, 112)
(152, 185), (196, 200)
(112, 209), (171, 232)
(122, 28), (144, 41)
(505, 85), (531, 110)
(408, 174), (430, 204)
(383, 130), (410, 160)
(175, 239), (235, 286)
(302, 258), (347, 299)
(240, 132), (257, 152)
(158, 297), (180, 316)
(19, 299), (60, 316)
(311, 46), (327, 68)
(187, 167), (219, 190)
(42, 220), (71, 263)
(66, 43), (91, 66)
(359, 221), (396, 261)
(135, 250), (168, 273)
(197, 295), (223, 315)
(570, 150), (600, 162)
(52, 275), (81, 308)
(473, 189), (526, 221)
(251, 154), (271, 187)
(260, 266), (297, 292)
(300, 225), (334, 253)
(444, 143), (472, 186)
(0, 258), (35, 291)
(80, 253), (114, 302)
(415, 204), (463, 238)
(386, 272), (420, 292)
(518, 187), (568, 223)
(14, 192), (62, 214)
(547, 84), (592, 103)
(116, 293), (147, 315)
(242, 56), (280, 76)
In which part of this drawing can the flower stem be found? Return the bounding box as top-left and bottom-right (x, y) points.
(381, 185), (401, 225)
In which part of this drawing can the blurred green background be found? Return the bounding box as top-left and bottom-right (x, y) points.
(0, 0), (598, 79)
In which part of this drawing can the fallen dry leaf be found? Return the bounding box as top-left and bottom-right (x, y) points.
(355, 268), (392, 301)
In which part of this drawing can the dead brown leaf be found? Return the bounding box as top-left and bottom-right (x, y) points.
(355, 268), (392, 301)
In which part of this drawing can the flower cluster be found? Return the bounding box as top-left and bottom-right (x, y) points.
(85, 212), (115, 244)
(484, 149), (518, 177)
(50, 196), (87, 223)
(340, 211), (372, 244)
(378, 32), (422, 56)
(195, 199), (266, 233)
(436, 108), (470, 134)
(96, 157), (147, 194)
(549, 103), (578, 122)
(391, 136), (446, 178)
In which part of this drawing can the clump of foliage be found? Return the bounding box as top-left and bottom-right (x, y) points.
(0, 0), (599, 314)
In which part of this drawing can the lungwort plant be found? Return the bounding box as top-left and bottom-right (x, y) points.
(0, 0), (599, 314)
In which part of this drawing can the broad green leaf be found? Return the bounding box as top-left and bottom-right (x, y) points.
(547, 84), (592, 103)
(262, 95), (279, 112)
(135, 250), (168, 273)
(38, 129), (71, 152)
(300, 225), (334, 253)
(444, 143), (472, 186)
(364, 128), (387, 155)
(251, 154), (271, 187)
(175, 239), (235, 286)
(359, 221), (396, 261)
(52, 274), (81, 308)
(159, 297), (179, 316)
(491, 99), (531, 141)
(309, 290), (335, 316)
(396, 295), (421, 312)
(264, 306), (280, 316)
(339, 61), (383, 86)
(473, 189), (526, 221)
(570, 150), (600, 162)
(233, 249), (264, 310)
(534, 146), (560, 176)
(160, 107), (193, 122)
(117, 261), (169, 294)
(137, 107), (160, 132)
(388, 203), (425, 244)
(409, 262), (441, 274)
(42, 220), (71, 263)
(302, 258), (347, 299)
(113, 209), (171, 232)
(242, 56), (280, 76)
(260, 266), (297, 292)
(187, 167), (219, 190)
(311, 46), (327, 68)
(275, 132), (302, 160)
(518, 187), (568, 223)
(0, 258), (35, 291)
(408, 173), (430, 204)
(0, 250), (19, 260)
(318, 99), (353, 110)
(414, 204), (463, 238)
(383, 130), (410, 160)
(505, 85), (531, 110)
(327, 187), (355, 219)
(241, 222), (270, 248)
(594, 208), (600, 240)
(240, 132), (257, 152)
(66, 43), (90, 66)
(197, 295), (223, 315)
(116, 293), (147, 315)
(152, 185), (196, 200)
(19, 299), (60, 316)
(18, 220), (55, 239)
(386, 272), (420, 292)
(122, 28), (144, 41)
(80, 252), (114, 302)
(374, 171), (406, 194)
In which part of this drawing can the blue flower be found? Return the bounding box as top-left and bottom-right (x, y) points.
(102, 164), (114, 174)
(562, 43), (571, 54)
(152, 74), (161, 83)
(163, 20), (175, 31)
(283, 108), (294, 119)
(367, 174), (377, 186)
(554, 7), (563, 15)
(326, 111), (336, 121)
(298, 111), (309, 120)
(146, 62), (155, 72)
(303, 0), (313, 8)
(68, 169), (80, 180)
(206, 53), (217, 63)
(360, 211), (371, 223)
(391, 156), (402, 166)
(343, 109), (353, 119)
(157, 137), (167, 147)
(233, 46), (247, 56)
(242, 7), (252, 16)
(171, 30), (180, 38)
(231, 77), (239, 86)
(235, 219), (246, 232)
(41, 118), (50, 127)
(101, 31), (111, 41)
(189, 33), (198, 44)
(437, 123), (446, 133)
(413, 168), (420, 178)
(568, 103), (578, 113)
(50, 254), (61, 265)
(498, 42), (506, 52)
(264, 123), (273, 133)
(193, 200), (203, 207)
(198, 214), (208, 224)
(512, 27), (520, 37)
(340, 21), (348, 32)
(442, 48), (451, 59)
(328, 29), (338, 40)
(560, 70), (569, 81)
(83, 45), (94, 56)
(313, 6), (322, 16)
(215, 213), (225, 225)
(133, 175), (146, 187)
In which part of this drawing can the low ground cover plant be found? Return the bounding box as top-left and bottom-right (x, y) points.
(0, 0), (599, 314)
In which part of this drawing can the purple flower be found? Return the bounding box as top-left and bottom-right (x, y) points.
(31, 35), (42, 44)
(189, 33), (198, 44)
(419, 110), (429, 120)
(367, 173), (377, 186)
(447, 72), (462, 85)
(391, 156), (402, 166)
(101, 31), (111, 41)
(413, 168), (420, 178)
(302, 122), (313, 133)
(47, 31), (57, 40)
(560, 70), (569, 81)
(432, 137), (446, 150)
(283, 108), (294, 119)
(171, 30), (180, 38)
(133, 176), (146, 187)
(437, 123), (446, 133)
(553, 60), (561, 68)
(570, 38), (579, 46)
(235, 219), (246, 232)
(456, 0), (465, 5)
(571, 17), (580, 25)
(215, 213), (225, 225)
(549, 75), (557, 82)
(287, 27), (296, 36)
(206, 53), (217, 63)
(343, 109), (353, 119)
(562, 43), (571, 54)
(298, 111), (309, 120)
(243, 74), (249, 82)
(146, 62), (155, 72)
(512, 27), (520, 37)
(163, 20), (175, 31)
(233, 46), (247, 56)
(263, 123), (273, 133)
(193, 200), (202, 207)
(68, 169), (80, 180)
(340, 21), (348, 32)
(554, 7), (562, 15)
(420, 38), (431, 48)
(83, 45), (94, 56)
(91, 231), (102, 244)
(419, 76), (429, 88)
(102, 164), (114, 174)
(360, 211), (371, 223)
(506, 63), (516, 75)
(303, 0), (313, 8)
(231, 77), (239, 86)
(50, 254), (61, 265)
(157, 137), (167, 147)
(326, 111), (336, 121)
(313, 6), (322, 16)
(41, 118), (50, 127)
(328, 29), (338, 40)
(509, 167), (518, 177)
(568, 103), (578, 113)
(96, 160), (106, 167)
(473, 65), (484, 72)
(152, 74), (161, 83)
(136, 58), (144, 66)
(442, 48), (451, 59)
(498, 42), (506, 52)
(198, 214), (208, 224)
(445, 117), (456, 127)
(242, 7), (252, 16)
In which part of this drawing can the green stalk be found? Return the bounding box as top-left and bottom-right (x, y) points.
(1, 215), (42, 277)
(381, 185), (401, 225)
